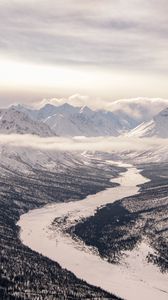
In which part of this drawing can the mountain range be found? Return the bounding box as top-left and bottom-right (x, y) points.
(14, 103), (134, 137)
(0, 106), (53, 136)
(0, 102), (167, 138)
(128, 107), (168, 138)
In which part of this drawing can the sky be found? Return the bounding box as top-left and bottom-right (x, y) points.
(0, 0), (168, 107)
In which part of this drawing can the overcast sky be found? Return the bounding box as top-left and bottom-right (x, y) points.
(0, 0), (168, 106)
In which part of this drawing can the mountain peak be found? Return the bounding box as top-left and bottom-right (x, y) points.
(129, 107), (168, 138)
(0, 106), (54, 136)
(40, 103), (57, 111)
(60, 103), (73, 108)
(79, 105), (93, 114)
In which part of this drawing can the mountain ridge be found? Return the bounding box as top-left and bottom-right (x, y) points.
(12, 103), (137, 137)
(0, 102), (167, 138)
(0, 106), (55, 136)
(128, 107), (168, 138)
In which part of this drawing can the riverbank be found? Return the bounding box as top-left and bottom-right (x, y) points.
(17, 162), (168, 300)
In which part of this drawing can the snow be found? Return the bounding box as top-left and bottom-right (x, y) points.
(17, 162), (168, 300)
(14, 103), (134, 137)
(0, 107), (54, 136)
(128, 107), (168, 138)
(0, 102), (165, 138)
(0, 143), (79, 174)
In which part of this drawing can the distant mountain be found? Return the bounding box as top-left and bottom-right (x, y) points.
(0, 107), (54, 136)
(128, 107), (168, 138)
(43, 106), (123, 137)
(6, 102), (168, 138)
(108, 98), (168, 124)
(14, 103), (135, 137)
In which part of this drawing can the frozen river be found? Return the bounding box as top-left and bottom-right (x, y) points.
(17, 162), (168, 300)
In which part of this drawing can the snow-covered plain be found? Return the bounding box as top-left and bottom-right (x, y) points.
(17, 162), (168, 300)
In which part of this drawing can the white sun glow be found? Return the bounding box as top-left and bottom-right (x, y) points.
(0, 57), (168, 101)
(0, 58), (87, 89)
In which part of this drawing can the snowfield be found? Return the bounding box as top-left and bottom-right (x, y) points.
(17, 162), (168, 300)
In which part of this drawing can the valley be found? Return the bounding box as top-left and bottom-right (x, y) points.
(0, 150), (122, 299)
(1, 0), (168, 298)
(0, 101), (167, 299)
(17, 160), (168, 300)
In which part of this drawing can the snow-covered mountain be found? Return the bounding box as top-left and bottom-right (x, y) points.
(0, 107), (54, 136)
(2, 102), (167, 138)
(128, 107), (168, 138)
(108, 98), (168, 124)
(43, 107), (124, 137)
(14, 103), (135, 137)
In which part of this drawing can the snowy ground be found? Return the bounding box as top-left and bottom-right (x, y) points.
(17, 162), (168, 300)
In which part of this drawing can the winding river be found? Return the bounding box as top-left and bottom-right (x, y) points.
(17, 162), (168, 300)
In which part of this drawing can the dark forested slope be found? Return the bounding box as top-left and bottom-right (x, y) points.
(0, 155), (123, 300)
(73, 163), (168, 272)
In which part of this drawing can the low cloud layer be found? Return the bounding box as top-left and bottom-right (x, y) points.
(0, 134), (167, 153)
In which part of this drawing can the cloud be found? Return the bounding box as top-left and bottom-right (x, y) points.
(108, 97), (168, 121)
(0, 0), (168, 72)
(0, 134), (167, 153)
(37, 95), (168, 122)
(0, 1), (168, 104)
(38, 94), (101, 109)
